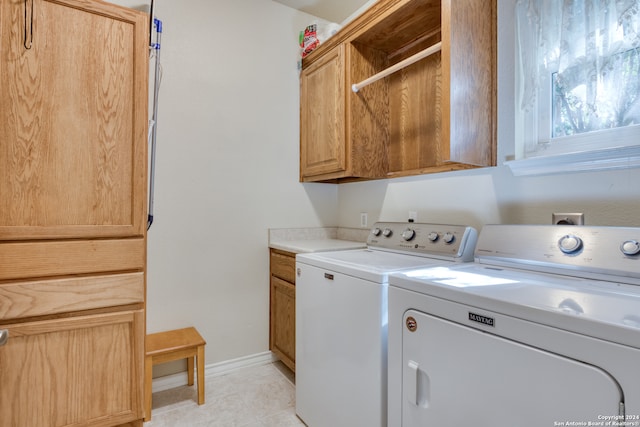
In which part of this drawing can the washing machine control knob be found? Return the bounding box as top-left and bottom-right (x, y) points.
(402, 228), (416, 241)
(558, 234), (583, 254)
(443, 232), (455, 244)
(427, 232), (439, 242)
(382, 228), (393, 237)
(371, 227), (382, 237)
(621, 240), (640, 256)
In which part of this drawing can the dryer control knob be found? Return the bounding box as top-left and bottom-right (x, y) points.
(443, 232), (455, 244)
(402, 228), (416, 241)
(427, 232), (439, 242)
(382, 228), (393, 237)
(371, 227), (382, 237)
(558, 234), (583, 254)
(621, 240), (640, 256)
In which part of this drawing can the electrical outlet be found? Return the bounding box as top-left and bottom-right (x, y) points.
(552, 213), (584, 225)
(360, 212), (368, 228)
(408, 211), (418, 222)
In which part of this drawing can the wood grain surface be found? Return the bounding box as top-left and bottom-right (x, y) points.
(0, 310), (144, 426)
(0, 0), (148, 240)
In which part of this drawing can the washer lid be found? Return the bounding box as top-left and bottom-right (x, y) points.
(297, 249), (451, 283)
(390, 263), (640, 348)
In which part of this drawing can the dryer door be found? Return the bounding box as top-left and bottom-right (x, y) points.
(402, 310), (622, 427)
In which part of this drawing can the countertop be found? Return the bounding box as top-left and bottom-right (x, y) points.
(268, 226), (369, 254)
(269, 238), (366, 254)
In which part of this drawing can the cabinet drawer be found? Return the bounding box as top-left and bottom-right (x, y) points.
(0, 272), (144, 321)
(0, 238), (145, 281)
(270, 250), (295, 284)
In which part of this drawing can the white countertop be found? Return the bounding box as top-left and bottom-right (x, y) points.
(269, 239), (366, 254)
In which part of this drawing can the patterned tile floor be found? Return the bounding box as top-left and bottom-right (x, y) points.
(144, 362), (305, 427)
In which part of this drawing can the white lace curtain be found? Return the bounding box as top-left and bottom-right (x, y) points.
(516, 0), (640, 142)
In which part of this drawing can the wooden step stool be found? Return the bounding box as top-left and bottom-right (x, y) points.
(145, 327), (206, 421)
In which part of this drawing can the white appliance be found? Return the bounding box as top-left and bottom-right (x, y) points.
(388, 225), (640, 427)
(295, 222), (478, 427)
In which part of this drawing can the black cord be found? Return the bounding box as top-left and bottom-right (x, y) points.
(24, 0), (33, 50)
(149, 0), (155, 46)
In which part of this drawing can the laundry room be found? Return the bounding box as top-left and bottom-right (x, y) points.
(1, 0), (639, 426)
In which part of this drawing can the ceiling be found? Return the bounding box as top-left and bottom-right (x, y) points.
(272, 0), (372, 23)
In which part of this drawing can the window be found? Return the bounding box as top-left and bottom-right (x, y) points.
(552, 47), (640, 138)
(509, 0), (640, 175)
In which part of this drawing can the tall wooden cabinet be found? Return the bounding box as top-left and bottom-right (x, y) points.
(300, 0), (497, 183)
(0, 0), (148, 426)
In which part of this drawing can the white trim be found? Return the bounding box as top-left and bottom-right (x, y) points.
(505, 145), (640, 176)
(340, 0), (378, 26)
(526, 125), (640, 158)
(151, 351), (279, 393)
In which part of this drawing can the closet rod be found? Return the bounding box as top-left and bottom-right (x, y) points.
(351, 41), (442, 93)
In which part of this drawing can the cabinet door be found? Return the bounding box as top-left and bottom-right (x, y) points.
(0, 0), (148, 240)
(0, 310), (144, 427)
(270, 276), (296, 371)
(300, 45), (346, 180)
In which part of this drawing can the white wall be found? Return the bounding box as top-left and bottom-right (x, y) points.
(337, 0), (640, 230)
(110, 0), (339, 366)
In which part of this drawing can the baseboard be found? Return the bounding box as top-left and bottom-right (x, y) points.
(152, 351), (278, 393)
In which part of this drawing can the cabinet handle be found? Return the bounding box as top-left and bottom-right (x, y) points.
(0, 329), (8, 346)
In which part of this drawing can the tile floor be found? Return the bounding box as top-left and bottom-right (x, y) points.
(143, 362), (305, 427)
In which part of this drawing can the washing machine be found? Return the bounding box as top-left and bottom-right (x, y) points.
(295, 222), (478, 427)
(388, 225), (640, 427)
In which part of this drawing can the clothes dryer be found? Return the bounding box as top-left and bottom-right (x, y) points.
(388, 225), (640, 427)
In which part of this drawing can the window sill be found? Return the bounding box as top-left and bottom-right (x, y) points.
(505, 145), (640, 177)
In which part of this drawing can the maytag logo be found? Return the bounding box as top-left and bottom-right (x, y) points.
(468, 312), (495, 327)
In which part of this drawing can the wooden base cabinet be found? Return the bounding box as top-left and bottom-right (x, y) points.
(300, 0), (497, 183)
(269, 250), (296, 372)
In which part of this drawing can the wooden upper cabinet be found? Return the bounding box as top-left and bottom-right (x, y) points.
(300, 43), (389, 182)
(300, 45), (347, 179)
(0, 0), (149, 240)
(299, 0), (496, 183)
